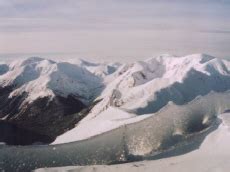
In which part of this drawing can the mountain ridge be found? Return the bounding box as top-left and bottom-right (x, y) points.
(0, 54), (230, 145)
(53, 53), (230, 144)
(0, 57), (104, 143)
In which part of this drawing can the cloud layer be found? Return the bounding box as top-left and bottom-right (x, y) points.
(0, 0), (230, 60)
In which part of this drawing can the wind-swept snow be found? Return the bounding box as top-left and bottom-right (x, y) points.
(38, 113), (230, 172)
(52, 107), (150, 144)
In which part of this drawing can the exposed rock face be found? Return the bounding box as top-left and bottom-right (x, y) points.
(0, 86), (86, 138)
(0, 57), (103, 144)
(0, 120), (54, 145)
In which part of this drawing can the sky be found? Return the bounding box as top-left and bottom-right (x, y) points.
(0, 0), (230, 62)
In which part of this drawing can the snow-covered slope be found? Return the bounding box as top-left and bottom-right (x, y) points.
(3, 91), (230, 171)
(0, 57), (102, 104)
(38, 113), (230, 172)
(53, 54), (230, 144)
(0, 57), (103, 142)
(64, 58), (121, 78)
(93, 53), (230, 115)
(52, 107), (150, 143)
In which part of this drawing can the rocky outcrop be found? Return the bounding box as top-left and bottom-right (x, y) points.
(0, 85), (89, 144)
(0, 57), (103, 145)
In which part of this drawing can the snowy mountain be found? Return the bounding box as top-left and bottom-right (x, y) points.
(1, 54), (230, 145)
(94, 53), (230, 115)
(75, 59), (121, 78)
(1, 54), (230, 171)
(54, 54), (230, 144)
(0, 57), (103, 142)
